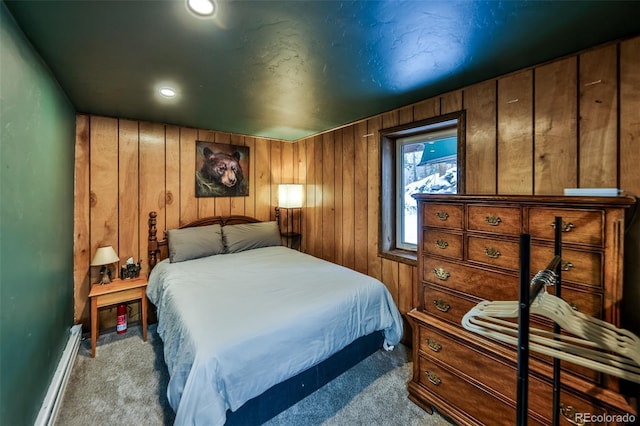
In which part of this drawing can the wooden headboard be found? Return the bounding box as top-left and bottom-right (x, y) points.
(147, 211), (262, 272)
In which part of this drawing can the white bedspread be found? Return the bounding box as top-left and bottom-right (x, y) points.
(147, 246), (403, 426)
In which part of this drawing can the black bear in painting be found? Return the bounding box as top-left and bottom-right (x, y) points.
(197, 147), (247, 197)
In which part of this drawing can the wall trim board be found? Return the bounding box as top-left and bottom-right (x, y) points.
(34, 325), (82, 426)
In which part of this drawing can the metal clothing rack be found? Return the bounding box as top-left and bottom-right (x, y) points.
(517, 216), (563, 426)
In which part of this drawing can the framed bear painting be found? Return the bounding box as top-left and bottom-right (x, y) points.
(195, 141), (250, 197)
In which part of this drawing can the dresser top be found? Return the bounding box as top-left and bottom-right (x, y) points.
(412, 193), (637, 208)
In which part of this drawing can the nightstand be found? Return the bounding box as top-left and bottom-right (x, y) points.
(89, 276), (148, 358)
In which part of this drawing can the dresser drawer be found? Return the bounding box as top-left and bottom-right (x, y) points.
(528, 208), (604, 247)
(467, 236), (521, 271)
(467, 205), (522, 235)
(419, 323), (616, 420)
(531, 245), (603, 289)
(424, 257), (518, 299)
(422, 257), (603, 318)
(416, 355), (547, 426)
(424, 203), (464, 229)
(419, 312), (602, 386)
(423, 284), (478, 327)
(423, 229), (463, 259)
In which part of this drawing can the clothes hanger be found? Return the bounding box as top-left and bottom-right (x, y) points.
(462, 289), (640, 383)
(467, 288), (640, 363)
(462, 311), (640, 383)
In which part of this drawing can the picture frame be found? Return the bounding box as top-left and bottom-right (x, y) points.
(195, 141), (250, 197)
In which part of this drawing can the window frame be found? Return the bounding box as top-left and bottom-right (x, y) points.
(379, 111), (466, 264)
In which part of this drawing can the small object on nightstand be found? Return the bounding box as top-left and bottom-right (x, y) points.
(120, 257), (142, 279)
(90, 246), (120, 284)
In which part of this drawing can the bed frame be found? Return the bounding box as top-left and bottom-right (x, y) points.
(146, 211), (384, 424)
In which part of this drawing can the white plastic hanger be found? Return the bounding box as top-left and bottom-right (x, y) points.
(462, 288), (640, 383)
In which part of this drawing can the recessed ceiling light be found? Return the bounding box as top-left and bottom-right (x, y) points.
(187, 0), (216, 16)
(159, 87), (176, 98)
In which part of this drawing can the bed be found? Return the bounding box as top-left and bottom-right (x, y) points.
(146, 212), (403, 425)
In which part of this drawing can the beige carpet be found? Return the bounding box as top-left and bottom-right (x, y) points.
(56, 324), (452, 426)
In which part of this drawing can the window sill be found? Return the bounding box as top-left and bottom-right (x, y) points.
(379, 249), (417, 266)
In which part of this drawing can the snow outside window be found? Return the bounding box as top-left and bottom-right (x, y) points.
(396, 127), (458, 250)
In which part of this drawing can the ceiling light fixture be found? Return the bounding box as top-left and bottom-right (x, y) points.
(159, 87), (176, 98)
(187, 0), (216, 17)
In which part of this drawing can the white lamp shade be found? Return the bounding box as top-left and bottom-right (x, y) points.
(278, 184), (304, 208)
(90, 246), (120, 266)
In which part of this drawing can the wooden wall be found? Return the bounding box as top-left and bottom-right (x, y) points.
(74, 120), (300, 327)
(74, 35), (639, 334)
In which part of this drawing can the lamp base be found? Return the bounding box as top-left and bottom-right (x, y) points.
(99, 266), (112, 285)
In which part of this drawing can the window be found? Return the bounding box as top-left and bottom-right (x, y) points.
(380, 112), (465, 261)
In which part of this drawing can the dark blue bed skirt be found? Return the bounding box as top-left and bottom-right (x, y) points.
(225, 330), (385, 425)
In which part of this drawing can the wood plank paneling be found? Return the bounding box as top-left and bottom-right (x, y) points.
(354, 122), (368, 274)
(243, 137), (257, 218)
(73, 115), (90, 326)
(534, 57), (578, 194)
(294, 141), (307, 251)
(321, 132), (335, 262)
(413, 97), (439, 121)
(579, 44), (618, 188)
(179, 128), (198, 225)
(313, 136), (323, 258)
(89, 116), (119, 264)
(498, 70), (533, 194)
(464, 80), (497, 194)
(230, 134), (246, 216)
(366, 117), (382, 280)
(399, 106), (413, 124)
(441, 90), (462, 114)
(165, 126), (180, 231)
(381, 258), (399, 306)
(334, 131), (343, 264)
(341, 127), (355, 269)
(118, 119), (140, 263)
(197, 130), (215, 218)
(254, 138), (271, 221)
(304, 138), (316, 255)
(139, 122), (165, 275)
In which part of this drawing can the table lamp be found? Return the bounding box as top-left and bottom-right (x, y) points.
(91, 246), (120, 284)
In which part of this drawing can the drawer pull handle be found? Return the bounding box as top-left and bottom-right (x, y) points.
(424, 370), (442, 386)
(560, 404), (585, 425)
(484, 247), (501, 259)
(433, 268), (451, 281)
(436, 211), (449, 221)
(551, 221), (575, 232)
(561, 261), (574, 271)
(570, 302), (579, 311)
(426, 338), (442, 352)
(434, 299), (451, 312)
(435, 239), (449, 249)
(485, 215), (502, 226)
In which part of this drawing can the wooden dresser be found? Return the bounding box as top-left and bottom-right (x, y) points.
(408, 194), (637, 425)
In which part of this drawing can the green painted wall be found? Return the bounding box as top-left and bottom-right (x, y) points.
(0, 3), (76, 425)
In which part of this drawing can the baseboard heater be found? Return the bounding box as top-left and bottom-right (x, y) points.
(35, 324), (82, 426)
